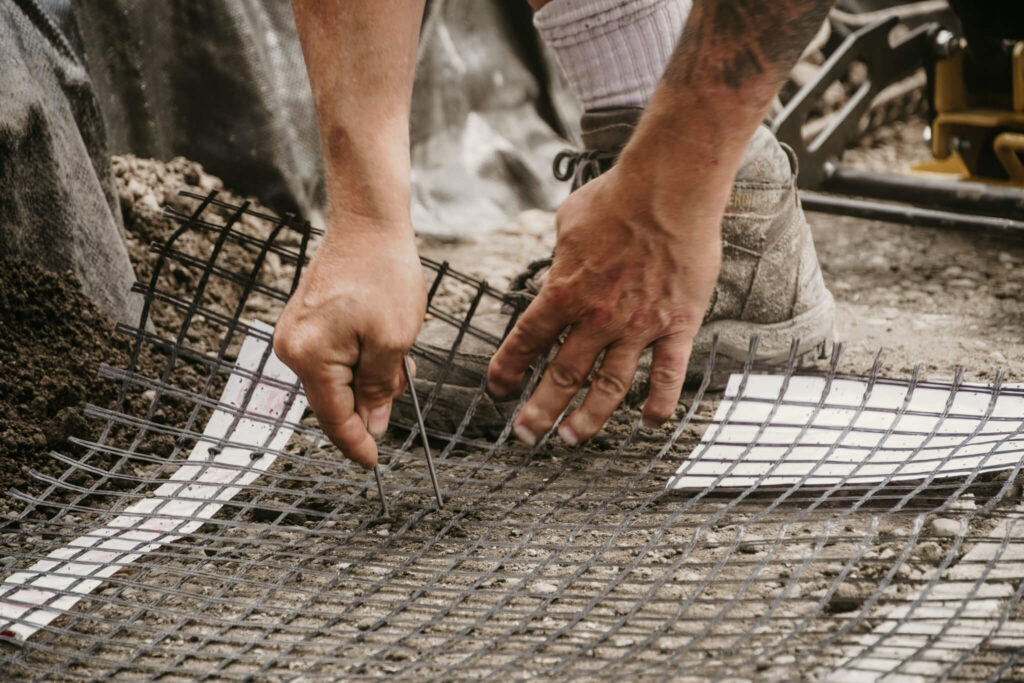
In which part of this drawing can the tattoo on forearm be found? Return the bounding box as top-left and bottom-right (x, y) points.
(664, 0), (834, 91)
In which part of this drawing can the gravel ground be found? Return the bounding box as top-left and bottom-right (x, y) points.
(3, 118), (1024, 680)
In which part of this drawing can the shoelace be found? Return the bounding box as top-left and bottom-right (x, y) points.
(553, 149), (618, 191)
(502, 148), (617, 309)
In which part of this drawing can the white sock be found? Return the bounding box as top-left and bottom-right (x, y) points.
(534, 0), (692, 111)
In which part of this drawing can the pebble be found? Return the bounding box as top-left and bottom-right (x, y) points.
(931, 518), (961, 537)
(139, 192), (161, 213)
(533, 581), (559, 594)
(913, 541), (944, 563)
(826, 582), (866, 613)
(942, 265), (964, 278)
(989, 350), (1008, 364)
(612, 635), (636, 648)
(126, 177), (146, 199)
(141, 389), (156, 402)
(657, 636), (688, 651)
(947, 278), (977, 290)
(950, 493), (977, 512)
(998, 251), (1015, 265)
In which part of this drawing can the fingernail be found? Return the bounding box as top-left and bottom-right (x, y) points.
(558, 423), (579, 447)
(488, 380), (506, 398)
(367, 404), (391, 437)
(641, 417), (660, 429)
(513, 423), (537, 447)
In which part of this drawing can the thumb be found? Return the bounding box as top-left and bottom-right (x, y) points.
(353, 342), (406, 437)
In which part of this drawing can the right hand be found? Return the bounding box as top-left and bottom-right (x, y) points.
(273, 215), (426, 469)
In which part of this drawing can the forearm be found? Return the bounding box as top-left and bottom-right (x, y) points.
(621, 0), (833, 214)
(292, 0), (425, 230)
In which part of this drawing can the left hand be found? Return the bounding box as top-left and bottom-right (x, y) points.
(486, 158), (724, 446)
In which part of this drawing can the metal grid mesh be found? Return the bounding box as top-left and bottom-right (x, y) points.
(1, 191), (1023, 680)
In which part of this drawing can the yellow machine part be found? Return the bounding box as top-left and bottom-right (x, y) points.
(913, 39), (1024, 187)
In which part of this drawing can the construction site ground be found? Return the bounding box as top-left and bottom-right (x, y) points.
(2, 116), (1024, 679)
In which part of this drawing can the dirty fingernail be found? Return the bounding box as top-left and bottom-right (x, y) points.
(367, 404), (391, 437)
(558, 423), (579, 447)
(513, 423), (537, 447)
(641, 416), (661, 429)
(488, 380), (506, 398)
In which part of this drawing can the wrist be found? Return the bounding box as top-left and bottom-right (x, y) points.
(321, 119), (412, 226)
(614, 88), (759, 221)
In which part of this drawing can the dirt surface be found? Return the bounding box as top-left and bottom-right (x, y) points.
(0, 155), (288, 515)
(0, 258), (130, 511)
(4, 118), (1024, 680)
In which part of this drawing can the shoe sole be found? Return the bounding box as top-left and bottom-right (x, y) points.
(686, 289), (837, 386)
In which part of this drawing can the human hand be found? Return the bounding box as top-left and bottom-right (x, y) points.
(274, 216), (426, 468)
(486, 156), (725, 447)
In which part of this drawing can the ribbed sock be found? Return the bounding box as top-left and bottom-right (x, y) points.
(533, 0), (692, 111)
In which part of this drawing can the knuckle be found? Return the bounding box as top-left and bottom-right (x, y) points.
(356, 374), (401, 402)
(542, 283), (573, 311)
(592, 370), (629, 398)
(272, 327), (308, 368)
(649, 363), (685, 389)
(547, 361), (583, 390)
(505, 323), (542, 357)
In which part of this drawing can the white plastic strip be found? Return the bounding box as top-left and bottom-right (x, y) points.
(0, 321), (307, 641)
(669, 374), (1024, 490)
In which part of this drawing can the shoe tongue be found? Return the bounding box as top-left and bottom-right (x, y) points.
(579, 107), (644, 153)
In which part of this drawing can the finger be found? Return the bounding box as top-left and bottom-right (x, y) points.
(642, 333), (692, 428)
(513, 326), (606, 446)
(299, 364), (379, 469)
(354, 342), (407, 437)
(559, 343), (643, 445)
(488, 292), (570, 397)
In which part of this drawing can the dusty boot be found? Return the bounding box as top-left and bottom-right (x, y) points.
(510, 108), (835, 390)
(411, 110), (835, 431)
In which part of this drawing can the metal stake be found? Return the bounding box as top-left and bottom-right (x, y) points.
(404, 356), (444, 508)
(373, 465), (389, 517)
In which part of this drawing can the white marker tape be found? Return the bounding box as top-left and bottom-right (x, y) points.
(669, 374), (1024, 490)
(0, 321), (307, 642)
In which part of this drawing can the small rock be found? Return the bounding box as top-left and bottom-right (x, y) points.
(790, 61), (821, 88)
(947, 278), (977, 290)
(533, 581), (559, 594)
(913, 541), (944, 562)
(931, 518), (961, 537)
(950, 493), (977, 512)
(141, 389), (156, 403)
(866, 254), (887, 269)
(126, 177), (147, 199)
(826, 582), (867, 614)
(774, 654), (797, 666)
(942, 265), (964, 278)
(998, 251), (1015, 265)
(656, 636), (687, 651)
(139, 192), (161, 213)
(612, 635), (636, 648)
(989, 350), (1008, 364)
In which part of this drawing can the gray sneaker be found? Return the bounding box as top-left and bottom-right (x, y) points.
(410, 110), (835, 431)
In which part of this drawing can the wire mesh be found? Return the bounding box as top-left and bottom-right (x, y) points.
(1, 190), (1023, 681)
